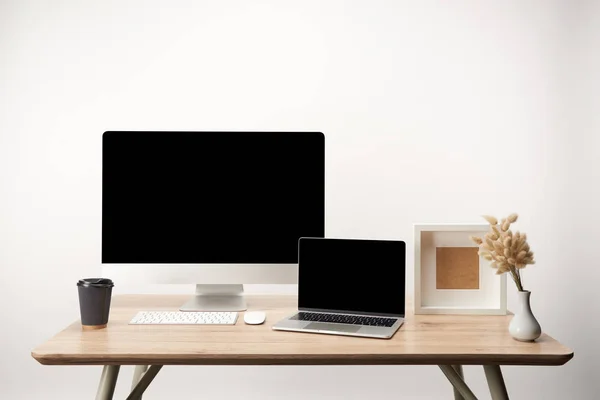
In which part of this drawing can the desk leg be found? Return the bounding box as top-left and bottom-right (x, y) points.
(126, 365), (163, 400)
(131, 365), (148, 397)
(438, 365), (477, 400)
(483, 365), (509, 400)
(95, 365), (120, 400)
(451, 365), (465, 400)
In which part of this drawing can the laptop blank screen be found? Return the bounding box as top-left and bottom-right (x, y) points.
(298, 238), (406, 316)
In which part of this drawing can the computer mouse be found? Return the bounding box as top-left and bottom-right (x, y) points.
(244, 311), (266, 325)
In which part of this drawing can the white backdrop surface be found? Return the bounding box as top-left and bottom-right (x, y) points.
(1, 1), (598, 398)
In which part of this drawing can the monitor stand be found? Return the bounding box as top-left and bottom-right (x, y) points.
(179, 284), (247, 312)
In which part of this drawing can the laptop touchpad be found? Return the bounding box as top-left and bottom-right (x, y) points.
(306, 322), (361, 333)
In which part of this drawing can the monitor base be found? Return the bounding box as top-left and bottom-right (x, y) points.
(179, 284), (248, 311)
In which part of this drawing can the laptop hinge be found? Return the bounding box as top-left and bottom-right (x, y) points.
(298, 308), (404, 318)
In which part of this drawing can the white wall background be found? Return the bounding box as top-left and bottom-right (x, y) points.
(1, 0), (598, 398)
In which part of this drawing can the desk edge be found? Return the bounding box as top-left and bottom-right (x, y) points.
(31, 350), (574, 367)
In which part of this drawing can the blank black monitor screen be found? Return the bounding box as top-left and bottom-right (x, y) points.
(102, 131), (325, 263)
(298, 238), (406, 316)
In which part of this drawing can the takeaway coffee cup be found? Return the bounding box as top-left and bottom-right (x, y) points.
(77, 278), (114, 329)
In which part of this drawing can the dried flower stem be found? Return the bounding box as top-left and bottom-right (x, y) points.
(508, 265), (523, 292)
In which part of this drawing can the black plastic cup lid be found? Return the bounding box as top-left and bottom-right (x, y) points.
(77, 278), (114, 288)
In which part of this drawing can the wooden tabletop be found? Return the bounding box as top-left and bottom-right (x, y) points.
(31, 295), (573, 366)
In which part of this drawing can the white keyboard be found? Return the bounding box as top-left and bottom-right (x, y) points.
(129, 311), (238, 325)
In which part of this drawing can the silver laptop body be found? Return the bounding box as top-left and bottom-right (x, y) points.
(272, 309), (404, 339)
(272, 237), (406, 339)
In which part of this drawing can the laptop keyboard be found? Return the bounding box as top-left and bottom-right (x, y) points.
(291, 311), (398, 327)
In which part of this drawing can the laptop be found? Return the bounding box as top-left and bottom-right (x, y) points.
(272, 237), (406, 339)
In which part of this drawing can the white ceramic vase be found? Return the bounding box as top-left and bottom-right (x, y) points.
(509, 290), (542, 342)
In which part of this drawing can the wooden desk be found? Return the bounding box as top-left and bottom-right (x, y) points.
(32, 295), (573, 400)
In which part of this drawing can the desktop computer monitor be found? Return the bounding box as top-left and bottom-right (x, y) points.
(102, 131), (325, 311)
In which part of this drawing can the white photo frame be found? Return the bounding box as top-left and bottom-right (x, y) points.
(414, 223), (507, 315)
